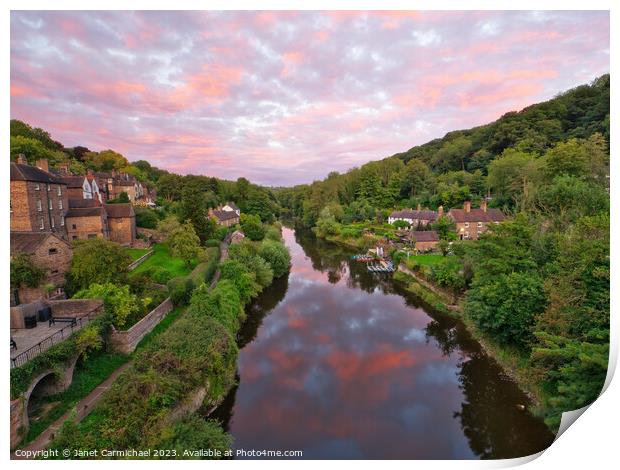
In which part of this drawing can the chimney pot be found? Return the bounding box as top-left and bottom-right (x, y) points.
(36, 159), (49, 172)
(464, 201), (471, 213)
(17, 154), (28, 165)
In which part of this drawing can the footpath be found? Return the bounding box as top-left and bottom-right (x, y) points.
(13, 240), (230, 459)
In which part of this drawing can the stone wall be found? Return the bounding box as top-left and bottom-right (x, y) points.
(10, 398), (25, 450)
(47, 299), (104, 317)
(128, 249), (154, 271)
(109, 298), (173, 354)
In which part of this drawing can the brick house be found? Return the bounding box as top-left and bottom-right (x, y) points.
(448, 201), (506, 240)
(10, 231), (72, 305)
(411, 231), (440, 252)
(105, 203), (136, 245)
(10, 157), (69, 239)
(65, 199), (109, 241)
(210, 202), (241, 227)
(388, 207), (441, 228)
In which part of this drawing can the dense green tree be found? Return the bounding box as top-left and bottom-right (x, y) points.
(240, 214), (265, 241)
(74, 282), (142, 328)
(10, 253), (46, 288)
(258, 240), (291, 278)
(68, 239), (131, 292)
(168, 223), (201, 266)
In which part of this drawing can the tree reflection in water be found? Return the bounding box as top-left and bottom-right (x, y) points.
(209, 226), (555, 459)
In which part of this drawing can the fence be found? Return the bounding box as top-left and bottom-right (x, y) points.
(10, 306), (102, 369)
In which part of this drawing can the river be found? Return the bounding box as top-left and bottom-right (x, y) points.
(210, 227), (555, 459)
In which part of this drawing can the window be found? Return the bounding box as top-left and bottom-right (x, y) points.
(465, 231), (470, 239)
(72, 235), (78, 240)
(51, 217), (55, 228)
(47, 184), (50, 192)
(57, 186), (62, 196)
(61, 216), (65, 226)
(51, 269), (59, 274)
(88, 234), (97, 239)
(464, 222), (469, 228)
(37, 199), (42, 212)
(49, 248), (58, 255)
(48, 199), (53, 210)
(477, 222), (483, 228)
(72, 224), (77, 230)
(58, 200), (63, 210)
(34, 183), (40, 191)
(39, 218), (44, 230)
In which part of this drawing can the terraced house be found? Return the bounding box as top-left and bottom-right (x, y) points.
(448, 201), (506, 240)
(10, 156), (69, 238)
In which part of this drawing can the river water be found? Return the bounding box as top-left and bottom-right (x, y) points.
(211, 227), (555, 459)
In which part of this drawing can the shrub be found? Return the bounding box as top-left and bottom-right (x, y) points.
(240, 213), (265, 241)
(147, 415), (232, 459)
(204, 239), (221, 248)
(135, 207), (159, 229)
(10, 252), (45, 288)
(74, 283), (141, 329)
(167, 276), (195, 306)
(219, 260), (260, 305)
(146, 266), (174, 284)
(258, 240), (291, 278)
(264, 226), (281, 241)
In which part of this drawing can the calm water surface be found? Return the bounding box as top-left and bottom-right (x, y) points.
(211, 227), (555, 459)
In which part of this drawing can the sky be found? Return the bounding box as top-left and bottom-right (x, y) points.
(10, 11), (609, 186)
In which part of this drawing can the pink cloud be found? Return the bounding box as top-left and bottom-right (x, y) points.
(9, 10), (609, 185)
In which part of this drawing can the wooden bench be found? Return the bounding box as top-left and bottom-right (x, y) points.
(49, 317), (77, 327)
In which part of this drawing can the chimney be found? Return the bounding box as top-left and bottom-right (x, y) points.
(36, 159), (49, 172)
(480, 200), (487, 213)
(17, 154), (28, 165)
(438, 205), (444, 217)
(464, 201), (471, 213)
(58, 162), (70, 175)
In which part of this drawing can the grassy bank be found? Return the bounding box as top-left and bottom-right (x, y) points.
(130, 243), (194, 278)
(125, 247), (150, 261)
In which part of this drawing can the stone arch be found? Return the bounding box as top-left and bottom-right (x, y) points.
(17, 355), (81, 444)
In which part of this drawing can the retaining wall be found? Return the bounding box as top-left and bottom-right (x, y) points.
(109, 298), (173, 354)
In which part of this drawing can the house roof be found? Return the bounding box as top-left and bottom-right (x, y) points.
(69, 198), (100, 209)
(225, 201), (240, 211)
(448, 208), (506, 223)
(212, 210), (239, 221)
(10, 163), (64, 184)
(104, 203), (135, 218)
(411, 231), (439, 242)
(58, 175), (86, 188)
(10, 231), (69, 255)
(66, 207), (104, 218)
(389, 209), (438, 221)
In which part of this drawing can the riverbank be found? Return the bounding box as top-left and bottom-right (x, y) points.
(392, 270), (546, 409)
(315, 230), (550, 421)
